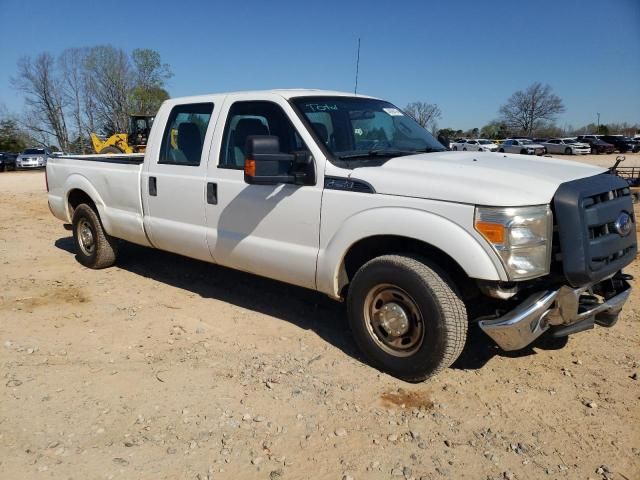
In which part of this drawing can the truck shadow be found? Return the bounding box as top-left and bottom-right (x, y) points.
(54, 236), (357, 358)
(452, 324), (569, 370)
(55, 236), (561, 376)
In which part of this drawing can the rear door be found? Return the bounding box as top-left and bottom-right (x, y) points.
(142, 100), (221, 261)
(203, 94), (325, 289)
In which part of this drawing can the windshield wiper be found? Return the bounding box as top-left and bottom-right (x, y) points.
(338, 148), (440, 160)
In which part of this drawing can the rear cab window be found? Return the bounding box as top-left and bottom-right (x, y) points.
(159, 103), (214, 166)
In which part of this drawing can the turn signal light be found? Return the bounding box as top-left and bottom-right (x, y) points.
(475, 221), (505, 244)
(244, 158), (256, 177)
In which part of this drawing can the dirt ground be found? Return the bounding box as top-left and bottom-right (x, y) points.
(1, 154), (639, 480)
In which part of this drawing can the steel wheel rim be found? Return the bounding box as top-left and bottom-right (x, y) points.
(363, 284), (424, 357)
(78, 218), (95, 256)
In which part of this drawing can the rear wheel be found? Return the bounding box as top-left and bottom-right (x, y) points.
(499, 148), (504, 153)
(452, 146), (458, 151)
(462, 148), (467, 151)
(99, 146), (123, 154)
(347, 255), (467, 382)
(72, 204), (118, 269)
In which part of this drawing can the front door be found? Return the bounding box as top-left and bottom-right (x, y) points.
(204, 96), (325, 289)
(142, 101), (218, 262)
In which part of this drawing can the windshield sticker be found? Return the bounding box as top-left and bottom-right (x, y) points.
(305, 103), (338, 112)
(383, 107), (403, 116)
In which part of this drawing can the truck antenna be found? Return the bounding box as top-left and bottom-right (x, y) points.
(354, 38), (361, 95)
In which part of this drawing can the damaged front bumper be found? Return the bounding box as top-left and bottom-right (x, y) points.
(478, 275), (632, 351)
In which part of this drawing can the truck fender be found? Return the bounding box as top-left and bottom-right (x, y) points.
(63, 174), (113, 233)
(316, 207), (507, 299)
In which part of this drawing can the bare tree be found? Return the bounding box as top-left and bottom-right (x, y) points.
(404, 101), (442, 132)
(12, 53), (70, 150)
(59, 48), (88, 152)
(84, 46), (133, 134)
(499, 82), (565, 136)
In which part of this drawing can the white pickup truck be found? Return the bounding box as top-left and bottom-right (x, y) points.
(47, 89), (636, 381)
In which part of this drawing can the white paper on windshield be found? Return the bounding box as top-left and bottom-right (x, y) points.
(383, 108), (403, 116)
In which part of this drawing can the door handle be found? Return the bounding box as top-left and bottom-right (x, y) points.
(149, 176), (157, 196)
(207, 182), (217, 205)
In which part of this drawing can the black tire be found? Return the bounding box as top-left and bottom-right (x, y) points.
(520, 149), (528, 155)
(0, 164), (5, 172)
(452, 146), (458, 151)
(499, 148), (504, 153)
(72, 203), (118, 269)
(462, 148), (467, 151)
(564, 147), (572, 155)
(99, 146), (123, 154)
(347, 255), (467, 382)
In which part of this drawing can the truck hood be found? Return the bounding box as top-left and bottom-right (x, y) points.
(349, 151), (606, 206)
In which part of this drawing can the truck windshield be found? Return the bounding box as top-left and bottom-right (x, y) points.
(291, 97), (445, 165)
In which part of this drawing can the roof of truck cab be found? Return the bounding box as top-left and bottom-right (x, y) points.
(163, 89), (378, 105)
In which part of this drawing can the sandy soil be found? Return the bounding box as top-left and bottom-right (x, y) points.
(0, 159), (639, 480)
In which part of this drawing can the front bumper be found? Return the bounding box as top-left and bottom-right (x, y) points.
(478, 277), (631, 351)
(17, 161), (46, 168)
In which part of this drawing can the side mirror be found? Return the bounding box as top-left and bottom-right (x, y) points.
(244, 136), (315, 186)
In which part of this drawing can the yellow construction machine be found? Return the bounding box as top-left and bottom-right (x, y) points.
(91, 115), (154, 154)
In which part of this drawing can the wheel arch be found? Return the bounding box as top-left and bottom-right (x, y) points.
(63, 175), (112, 233)
(316, 207), (507, 299)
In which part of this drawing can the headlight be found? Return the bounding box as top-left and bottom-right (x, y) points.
(475, 205), (552, 280)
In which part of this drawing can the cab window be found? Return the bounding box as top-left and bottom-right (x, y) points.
(159, 103), (214, 166)
(219, 101), (308, 169)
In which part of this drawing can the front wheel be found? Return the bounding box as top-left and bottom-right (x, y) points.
(72, 204), (118, 269)
(347, 255), (467, 382)
(452, 146), (458, 151)
(499, 148), (505, 153)
(565, 147), (572, 155)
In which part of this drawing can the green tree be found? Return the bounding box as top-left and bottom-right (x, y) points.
(129, 48), (173, 115)
(480, 120), (509, 139)
(0, 119), (28, 152)
(437, 128), (457, 138)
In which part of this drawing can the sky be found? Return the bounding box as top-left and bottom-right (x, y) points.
(0, 0), (638, 131)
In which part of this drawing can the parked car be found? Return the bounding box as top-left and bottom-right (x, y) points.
(46, 89), (636, 381)
(452, 139), (498, 152)
(0, 152), (18, 171)
(577, 136), (615, 154)
(599, 135), (639, 153)
(541, 138), (591, 155)
(450, 138), (467, 150)
(16, 148), (49, 169)
(498, 138), (546, 155)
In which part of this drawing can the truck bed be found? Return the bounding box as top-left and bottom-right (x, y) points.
(46, 154), (151, 247)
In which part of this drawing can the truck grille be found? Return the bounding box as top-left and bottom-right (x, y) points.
(553, 174), (637, 287)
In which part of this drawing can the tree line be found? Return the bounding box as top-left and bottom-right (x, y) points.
(2, 69), (639, 153)
(6, 45), (172, 153)
(406, 82), (639, 140)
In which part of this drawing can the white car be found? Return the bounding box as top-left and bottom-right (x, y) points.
(498, 139), (546, 155)
(452, 139), (498, 152)
(16, 148), (49, 169)
(46, 89), (636, 381)
(541, 138), (591, 155)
